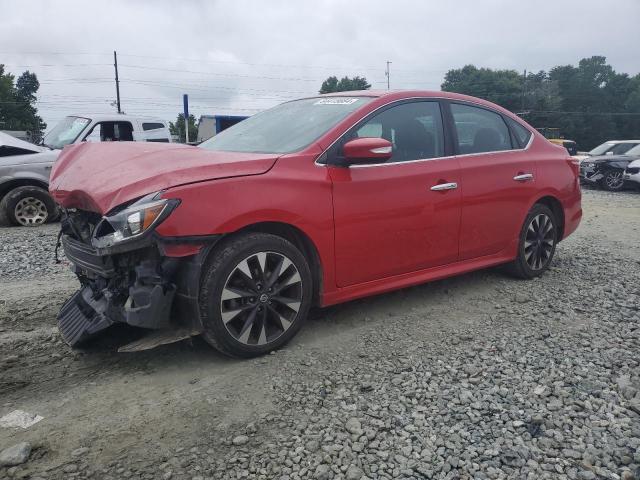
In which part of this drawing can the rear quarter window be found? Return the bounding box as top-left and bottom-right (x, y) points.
(504, 117), (533, 148)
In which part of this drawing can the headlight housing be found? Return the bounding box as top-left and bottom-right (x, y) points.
(92, 192), (179, 248)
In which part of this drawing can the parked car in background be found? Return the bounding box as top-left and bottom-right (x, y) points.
(574, 140), (640, 162)
(0, 114), (170, 226)
(624, 158), (640, 188)
(50, 90), (582, 357)
(580, 144), (640, 191)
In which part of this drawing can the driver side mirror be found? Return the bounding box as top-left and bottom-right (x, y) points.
(343, 137), (393, 164)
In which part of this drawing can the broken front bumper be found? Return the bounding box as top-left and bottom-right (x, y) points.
(58, 234), (211, 347)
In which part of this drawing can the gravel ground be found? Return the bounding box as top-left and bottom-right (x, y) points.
(0, 188), (639, 480)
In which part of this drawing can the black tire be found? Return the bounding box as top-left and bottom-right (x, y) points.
(199, 233), (313, 358)
(600, 169), (625, 191)
(505, 204), (558, 279)
(0, 186), (58, 227)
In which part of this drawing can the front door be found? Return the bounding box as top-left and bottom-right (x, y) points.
(329, 100), (462, 287)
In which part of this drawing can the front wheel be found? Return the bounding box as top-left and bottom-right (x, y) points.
(506, 204), (558, 279)
(199, 233), (313, 358)
(600, 169), (625, 191)
(0, 186), (58, 227)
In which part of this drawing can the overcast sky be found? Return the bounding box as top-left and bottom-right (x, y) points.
(1, 0), (639, 131)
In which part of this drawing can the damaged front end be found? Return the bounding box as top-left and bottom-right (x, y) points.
(57, 194), (215, 350)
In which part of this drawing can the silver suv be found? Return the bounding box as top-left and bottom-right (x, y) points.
(0, 114), (171, 226)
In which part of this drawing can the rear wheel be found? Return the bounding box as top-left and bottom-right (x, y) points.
(0, 186), (58, 227)
(600, 169), (625, 191)
(506, 204), (558, 279)
(199, 233), (313, 358)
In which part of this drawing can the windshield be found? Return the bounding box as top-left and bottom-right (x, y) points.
(589, 141), (639, 156)
(43, 116), (91, 149)
(199, 97), (372, 154)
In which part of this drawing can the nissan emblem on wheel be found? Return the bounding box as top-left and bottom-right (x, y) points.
(49, 90), (582, 358)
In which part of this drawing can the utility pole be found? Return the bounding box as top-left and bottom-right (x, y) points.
(385, 61), (392, 90)
(183, 94), (189, 144)
(114, 51), (121, 113)
(521, 69), (527, 112)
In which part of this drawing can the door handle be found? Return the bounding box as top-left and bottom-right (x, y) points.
(430, 182), (458, 191)
(513, 173), (534, 182)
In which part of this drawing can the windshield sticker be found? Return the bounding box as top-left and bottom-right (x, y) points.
(314, 98), (359, 105)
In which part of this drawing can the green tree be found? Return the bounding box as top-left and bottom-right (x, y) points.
(319, 76), (371, 94)
(169, 113), (197, 143)
(0, 66), (46, 142)
(441, 65), (523, 111)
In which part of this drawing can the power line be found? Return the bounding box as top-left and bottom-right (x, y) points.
(0, 51), (449, 74)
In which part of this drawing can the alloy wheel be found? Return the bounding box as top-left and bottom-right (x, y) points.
(605, 171), (624, 190)
(524, 213), (555, 271)
(220, 251), (303, 346)
(14, 197), (48, 226)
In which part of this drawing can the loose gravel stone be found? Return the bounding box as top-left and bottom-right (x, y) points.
(0, 442), (31, 467)
(231, 435), (249, 446)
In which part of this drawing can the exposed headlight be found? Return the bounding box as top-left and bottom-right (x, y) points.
(92, 192), (179, 248)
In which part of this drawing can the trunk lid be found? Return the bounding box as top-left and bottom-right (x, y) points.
(49, 142), (278, 214)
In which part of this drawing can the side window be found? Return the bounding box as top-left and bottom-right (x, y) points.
(142, 122), (165, 131)
(84, 122), (134, 142)
(350, 101), (445, 163)
(451, 103), (512, 154)
(504, 116), (532, 148)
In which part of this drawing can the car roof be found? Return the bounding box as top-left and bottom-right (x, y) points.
(316, 89), (525, 122)
(319, 89), (492, 102)
(67, 114), (167, 124)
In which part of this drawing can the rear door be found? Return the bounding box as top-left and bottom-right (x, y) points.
(329, 100), (461, 287)
(448, 102), (537, 260)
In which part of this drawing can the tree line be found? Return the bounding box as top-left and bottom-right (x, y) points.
(0, 65), (46, 143)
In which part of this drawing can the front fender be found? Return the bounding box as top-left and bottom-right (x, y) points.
(154, 155), (337, 298)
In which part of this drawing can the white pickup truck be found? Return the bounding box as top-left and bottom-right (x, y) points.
(0, 114), (171, 226)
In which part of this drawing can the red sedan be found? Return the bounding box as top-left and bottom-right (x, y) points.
(50, 90), (582, 357)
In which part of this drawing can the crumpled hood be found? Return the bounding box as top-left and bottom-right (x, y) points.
(49, 142), (278, 214)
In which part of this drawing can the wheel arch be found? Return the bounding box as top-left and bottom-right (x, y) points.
(212, 221), (324, 307)
(0, 178), (50, 201)
(533, 195), (565, 241)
